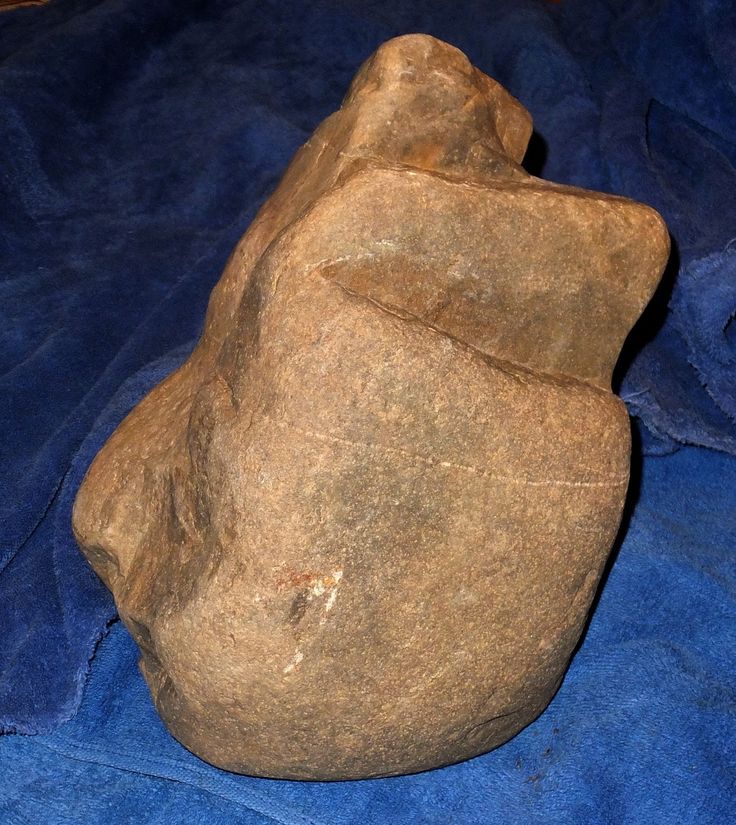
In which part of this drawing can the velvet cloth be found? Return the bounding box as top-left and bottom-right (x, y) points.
(1, 0), (734, 821)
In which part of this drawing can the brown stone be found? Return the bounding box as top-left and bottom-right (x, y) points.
(0, 1), (49, 10)
(72, 34), (670, 780)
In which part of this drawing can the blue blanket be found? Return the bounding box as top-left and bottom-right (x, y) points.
(1, 0), (735, 821)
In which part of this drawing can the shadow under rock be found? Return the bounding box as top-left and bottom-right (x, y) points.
(572, 235), (677, 658)
(611, 234), (679, 395)
(521, 130), (548, 177)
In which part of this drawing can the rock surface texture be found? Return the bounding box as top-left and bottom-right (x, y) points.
(73, 34), (670, 780)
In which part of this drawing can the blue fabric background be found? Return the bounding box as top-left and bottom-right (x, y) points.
(1, 0), (734, 821)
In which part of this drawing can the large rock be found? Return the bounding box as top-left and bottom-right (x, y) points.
(72, 34), (669, 779)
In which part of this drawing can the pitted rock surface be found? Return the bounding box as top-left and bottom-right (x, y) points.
(73, 34), (670, 780)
